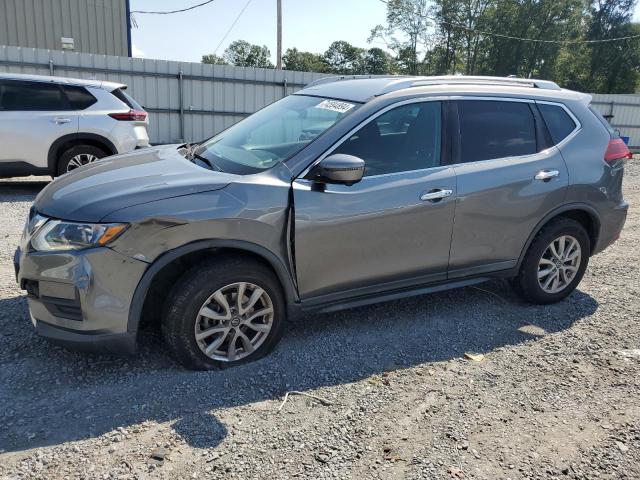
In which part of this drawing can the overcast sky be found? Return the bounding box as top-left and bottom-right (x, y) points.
(130, 0), (640, 62)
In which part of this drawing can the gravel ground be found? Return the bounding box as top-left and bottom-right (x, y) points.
(0, 165), (639, 480)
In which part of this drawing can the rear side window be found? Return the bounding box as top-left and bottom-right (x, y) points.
(0, 80), (67, 111)
(457, 100), (537, 163)
(111, 88), (143, 111)
(538, 103), (577, 144)
(63, 85), (97, 110)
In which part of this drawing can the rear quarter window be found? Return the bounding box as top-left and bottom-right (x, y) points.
(63, 85), (97, 110)
(538, 103), (577, 144)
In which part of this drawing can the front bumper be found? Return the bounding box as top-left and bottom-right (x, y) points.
(15, 245), (148, 355)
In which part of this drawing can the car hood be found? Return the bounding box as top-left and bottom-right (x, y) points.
(35, 145), (235, 222)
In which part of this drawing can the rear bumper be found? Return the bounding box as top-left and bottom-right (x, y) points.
(593, 201), (628, 254)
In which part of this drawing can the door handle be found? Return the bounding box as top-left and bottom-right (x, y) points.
(53, 117), (71, 124)
(534, 169), (559, 181)
(420, 189), (453, 202)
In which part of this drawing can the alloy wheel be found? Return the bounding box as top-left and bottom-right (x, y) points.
(67, 153), (99, 172)
(537, 235), (582, 294)
(194, 282), (274, 362)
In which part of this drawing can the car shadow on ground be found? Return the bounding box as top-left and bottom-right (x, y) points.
(0, 281), (598, 453)
(0, 180), (49, 201)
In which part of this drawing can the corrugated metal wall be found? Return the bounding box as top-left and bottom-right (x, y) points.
(590, 94), (640, 149)
(0, 0), (128, 56)
(0, 45), (326, 144)
(2, 44), (639, 148)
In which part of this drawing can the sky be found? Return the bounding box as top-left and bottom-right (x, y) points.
(130, 0), (640, 63)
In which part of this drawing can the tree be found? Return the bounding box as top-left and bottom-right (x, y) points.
(222, 40), (274, 68)
(363, 47), (393, 74)
(282, 48), (328, 72)
(369, 0), (432, 74)
(323, 41), (365, 74)
(584, 0), (640, 93)
(201, 54), (228, 65)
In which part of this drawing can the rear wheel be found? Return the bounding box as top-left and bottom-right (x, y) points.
(514, 218), (590, 304)
(162, 257), (286, 370)
(56, 145), (107, 176)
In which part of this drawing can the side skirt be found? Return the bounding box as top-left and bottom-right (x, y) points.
(301, 275), (499, 315)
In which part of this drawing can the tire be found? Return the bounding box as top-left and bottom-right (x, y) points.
(513, 218), (590, 304)
(161, 256), (286, 370)
(56, 145), (108, 176)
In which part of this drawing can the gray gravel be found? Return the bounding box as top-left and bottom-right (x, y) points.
(0, 166), (639, 480)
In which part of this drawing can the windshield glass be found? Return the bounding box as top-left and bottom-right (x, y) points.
(193, 95), (358, 174)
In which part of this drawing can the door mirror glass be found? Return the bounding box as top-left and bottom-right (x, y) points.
(313, 154), (365, 186)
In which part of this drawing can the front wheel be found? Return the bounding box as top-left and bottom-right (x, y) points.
(162, 257), (286, 370)
(514, 218), (590, 304)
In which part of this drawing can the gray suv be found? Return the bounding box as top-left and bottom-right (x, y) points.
(15, 76), (630, 370)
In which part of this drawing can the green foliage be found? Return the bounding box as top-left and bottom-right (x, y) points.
(201, 54), (228, 65)
(211, 40), (274, 68)
(282, 48), (328, 72)
(202, 0), (639, 92)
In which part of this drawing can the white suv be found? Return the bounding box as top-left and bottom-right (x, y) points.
(0, 73), (150, 177)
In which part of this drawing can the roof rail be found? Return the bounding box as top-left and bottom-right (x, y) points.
(305, 74), (412, 89)
(376, 75), (561, 95)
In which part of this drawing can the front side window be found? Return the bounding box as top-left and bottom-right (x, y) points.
(333, 101), (442, 177)
(193, 95), (357, 175)
(458, 100), (537, 163)
(0, 80), (67, 111)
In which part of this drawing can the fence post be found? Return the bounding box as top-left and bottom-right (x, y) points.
(49, 59), (54, 76)
(283, 78), (287, 98)
(178, 69), (185, 143)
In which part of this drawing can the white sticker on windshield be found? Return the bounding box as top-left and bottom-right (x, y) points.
(314, 99), (355, 114)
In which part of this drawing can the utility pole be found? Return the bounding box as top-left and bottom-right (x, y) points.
(276, 0), (282, 69)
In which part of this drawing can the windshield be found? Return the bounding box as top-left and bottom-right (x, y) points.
(192, 95), (358, 174)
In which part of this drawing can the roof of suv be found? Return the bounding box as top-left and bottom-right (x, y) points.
(297, 75), (591, 105)
(0, 72), (126, 91)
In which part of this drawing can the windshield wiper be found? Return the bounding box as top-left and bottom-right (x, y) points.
(182, 143), (224, 172)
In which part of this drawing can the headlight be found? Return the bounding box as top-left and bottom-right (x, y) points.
(31, 220), (128, 252)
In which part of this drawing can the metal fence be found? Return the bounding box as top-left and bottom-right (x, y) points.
(590, 94), (640, 150)
(2, 45), (640, 149)
(0, 45), (325, 144)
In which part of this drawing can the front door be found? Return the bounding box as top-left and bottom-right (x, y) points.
(292, 100), (457, 302)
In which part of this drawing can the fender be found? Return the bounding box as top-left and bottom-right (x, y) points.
(47, 133), (118, 173)
(126, 239), (300, 335)
(515, 202), (601, 271)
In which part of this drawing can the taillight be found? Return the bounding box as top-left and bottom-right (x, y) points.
(604, 138), (632, 164)
(108, 109), (147, 121)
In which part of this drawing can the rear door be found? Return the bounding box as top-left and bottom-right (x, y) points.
(448, 98), (569, 278)
(0, 80), (79, 170)
(292, 100), (457, 303)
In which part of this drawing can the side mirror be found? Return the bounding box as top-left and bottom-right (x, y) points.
(312, 154), (365, 186)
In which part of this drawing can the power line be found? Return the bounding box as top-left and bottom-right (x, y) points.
(213, 0), (253, 55)
(131, 0), (217, 15)
(377, 0), (640, 44)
